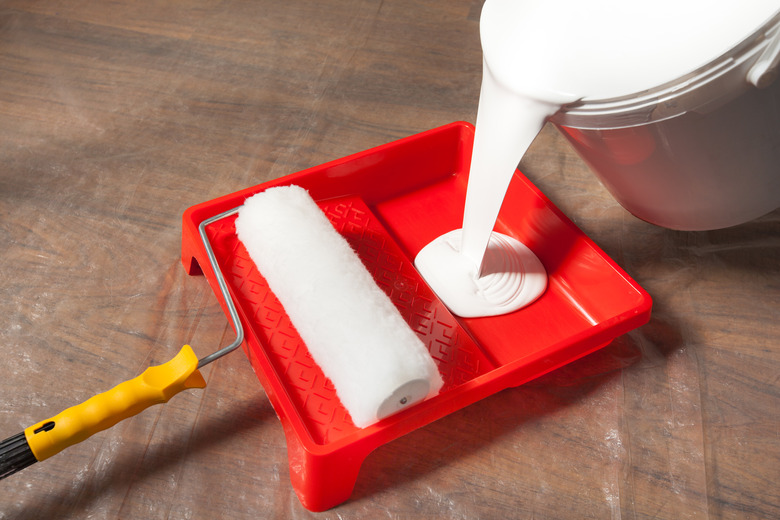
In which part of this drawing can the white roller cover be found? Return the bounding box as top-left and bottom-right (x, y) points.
(235, 185), (443, 428)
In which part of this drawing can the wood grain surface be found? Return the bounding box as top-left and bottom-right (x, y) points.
(0, 1), (778, 518)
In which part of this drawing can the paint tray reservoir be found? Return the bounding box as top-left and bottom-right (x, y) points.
(181, 121), (651, 511)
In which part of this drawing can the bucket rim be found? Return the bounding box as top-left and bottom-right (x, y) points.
(551, 10), (780, 129)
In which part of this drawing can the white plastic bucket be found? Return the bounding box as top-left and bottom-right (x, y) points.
(548, 11), (780, 230)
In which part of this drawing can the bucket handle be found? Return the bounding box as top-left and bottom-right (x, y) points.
(748, 25), (780, 88)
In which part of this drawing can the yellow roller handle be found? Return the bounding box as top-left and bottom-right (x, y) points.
(23, 345), (207, 462)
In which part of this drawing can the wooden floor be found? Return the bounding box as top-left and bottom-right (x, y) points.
(1, 1), (778, 518)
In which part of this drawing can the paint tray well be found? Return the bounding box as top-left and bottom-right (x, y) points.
(180, 121), (652, 512)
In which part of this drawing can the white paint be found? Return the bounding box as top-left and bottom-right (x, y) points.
(416, 229), (547, 318)
(459, 74), (566, 271)
(415, 0), (779, 314)
(414, 65), (561, 318)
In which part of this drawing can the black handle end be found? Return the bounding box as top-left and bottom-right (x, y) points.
(0, 431), (37, 480)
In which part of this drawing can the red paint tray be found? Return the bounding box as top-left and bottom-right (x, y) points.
(181, 121), (652, 511)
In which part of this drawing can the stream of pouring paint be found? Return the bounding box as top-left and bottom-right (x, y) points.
(415, 0), (778, 318)
(414, 69), (566, 318)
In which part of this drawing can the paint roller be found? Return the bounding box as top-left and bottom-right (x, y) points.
(236, 186), (443, 427)
(0, 184), (443, 478)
